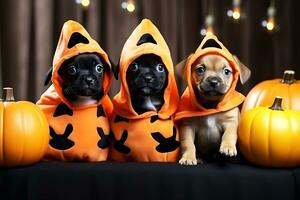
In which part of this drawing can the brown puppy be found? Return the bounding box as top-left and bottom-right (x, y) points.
(178, 54), (250, 165)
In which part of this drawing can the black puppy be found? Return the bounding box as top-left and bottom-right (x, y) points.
(45, 53), (109, 106)
(126, 54), (168, 114)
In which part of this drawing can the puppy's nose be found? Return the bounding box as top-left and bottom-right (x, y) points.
(144, 74), (154, 83)
(84, 76), (95, 85)
(207, 77), (221, 88)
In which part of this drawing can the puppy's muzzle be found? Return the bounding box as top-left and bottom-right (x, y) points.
(206, 76), (222, 88)
(83, 75), (96, 86)
(144, 74), (154, 83)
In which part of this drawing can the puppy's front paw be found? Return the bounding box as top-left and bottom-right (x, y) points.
(219, 143), (237, 157)
(179, 156), (197, 165)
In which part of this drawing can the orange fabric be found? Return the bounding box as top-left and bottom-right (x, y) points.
(175, 34), (245, 121)
(110, 116), (179, 162)
(110, 19), (180, 162)
(113, 19), (179, 120)
(37, 20), (113, 161)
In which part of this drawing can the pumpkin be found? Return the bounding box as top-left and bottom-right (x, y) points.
(241, 70), (300, 114)
(238, 96), (300, 167)
(0, 88), (49, 167)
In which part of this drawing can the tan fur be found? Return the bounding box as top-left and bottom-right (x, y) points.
(179, 55), (244, 165)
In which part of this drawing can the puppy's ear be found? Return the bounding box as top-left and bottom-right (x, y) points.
(110, 57), (119, 80)
(44, 67), (53, 86)
(175, 54), (192, 80)
(233, 55), (251, 84)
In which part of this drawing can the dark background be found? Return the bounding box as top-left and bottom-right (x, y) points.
(0, 0), (299, 101)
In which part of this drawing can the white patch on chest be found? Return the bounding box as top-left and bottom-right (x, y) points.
(144, 97), (157, 111)
(206, 116), (216, 128)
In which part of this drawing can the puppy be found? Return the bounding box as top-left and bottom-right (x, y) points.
(38, 20), (113, 162)
(126, 54), (168, 114)
(45, 53), (109, 106)
(178, 54), (250, 165)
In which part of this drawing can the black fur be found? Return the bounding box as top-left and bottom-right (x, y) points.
(44, 67), (53, 86)
(112, 59), (119, 80)
(56, 53), (110, 103)
(126, 54), (168, 115)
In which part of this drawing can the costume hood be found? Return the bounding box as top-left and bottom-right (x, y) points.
(175, 34), (245, 121)
(49, 20), (113, 109)
(113, 19), (179, 119)
(36, 20), (113, 161)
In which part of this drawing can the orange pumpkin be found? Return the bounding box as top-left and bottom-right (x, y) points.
(242, 70), (300, 114)
(0, 88), (49, 167)
(238, 97), (300, 167)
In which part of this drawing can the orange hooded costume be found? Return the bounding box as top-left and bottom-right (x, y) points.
(175, 34), (245, 121)
(37, 20), (113, 162)
(109, 19), (180, 162)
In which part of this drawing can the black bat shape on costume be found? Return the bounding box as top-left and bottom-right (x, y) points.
(112, 130), (131, 154)
(97, 127), (110, 149)
(49, 124), (75, 150)
(151, 126), (180, 153)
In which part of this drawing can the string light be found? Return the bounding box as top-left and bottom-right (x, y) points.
(121, 0), (135, 13)
(227, 0), (241, 21)
(200, 15), (214, 36)
(75, 0), (90, 8)
(262, 0), (276, 32)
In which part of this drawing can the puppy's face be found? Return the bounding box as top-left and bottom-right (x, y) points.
(58, 53), (108, 102)
(126, 54), (168, 96)
(191, 54), (233, 102)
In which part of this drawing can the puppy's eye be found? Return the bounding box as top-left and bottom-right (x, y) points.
(195, 65), (206, 74)
(129, 63), (139, 72)
(95, 64), (103, 74)
(156, 64), (165, 72)
(67, 66), (77, 76)
(223, 67), (232, 76)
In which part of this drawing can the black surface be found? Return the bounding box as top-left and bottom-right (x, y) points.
(0, 161), (299, 200)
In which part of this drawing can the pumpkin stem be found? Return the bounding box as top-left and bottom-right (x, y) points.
(269, 96), (283, 111)
(281, 70), (295, 84)
(2, 87), (15, 101)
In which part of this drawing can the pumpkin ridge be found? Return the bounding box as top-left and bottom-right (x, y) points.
(266, 81), (279, 108)
(34, 106), (49, 161)
(243, 108), (260, 164)
(253, 85), (265, 110)
(18, 105), (26, 165)
(0, 104), (4, 164)
(249, 108), (262, 165)
(273, 80), (289, 109)
(290, 81), (300, 109)
(31, 106), (46, 162)
(267, 109), (272, 166)
(283, 111), (293, 166)
(287, 83), (291, 109)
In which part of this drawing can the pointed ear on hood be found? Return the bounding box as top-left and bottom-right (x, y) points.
(113, 18), (179, 118)
(44, 67), (53, 86)
(49, 20), (113, 107)
(233, 55), (251, 84)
